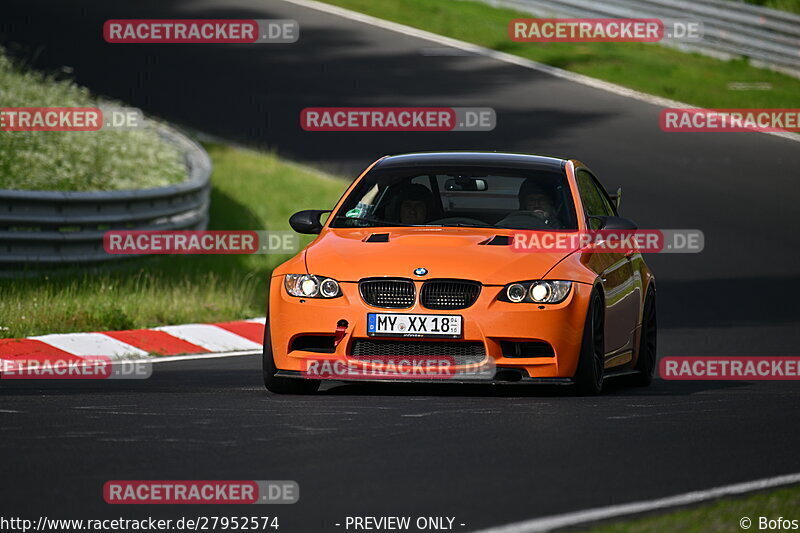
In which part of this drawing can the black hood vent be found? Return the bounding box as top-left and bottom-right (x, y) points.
(480, 235), (511, 246)
(364, 233), (390, 242)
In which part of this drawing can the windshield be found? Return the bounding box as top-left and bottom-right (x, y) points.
(330, 165), (578, 230)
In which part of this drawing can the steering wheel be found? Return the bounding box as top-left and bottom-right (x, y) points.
(428, 217), (490, 226)
(495, 210), (555, 230)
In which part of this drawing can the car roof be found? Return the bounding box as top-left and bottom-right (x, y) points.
(374, 151), (567, 172)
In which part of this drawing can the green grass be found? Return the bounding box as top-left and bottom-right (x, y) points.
(0, 143), (347, 339)
(319, 0), (800, 108)
(589, 484), (800, 533)
(0, 50), (185, 191)
(734, 0), (800, 14)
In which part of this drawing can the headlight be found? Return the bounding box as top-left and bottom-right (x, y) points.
(320, 278), (340, 298)
(530, 281), (571, 303)
(506, 283), (527, 303)
(284, 274), (341, 298)
(500, 280), (572, 304)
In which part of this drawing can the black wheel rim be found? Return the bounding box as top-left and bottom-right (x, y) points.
(591, 296), (604, 388)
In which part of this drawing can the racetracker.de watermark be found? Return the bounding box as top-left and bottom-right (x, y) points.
(302, 356), (496, 381)
(510, 230), (704, 254)
(660, 357), (800, 380)
(104, 480), (298, 504)
(0, 358), (151, 380)
(103, 19), (298, 43)
(661, 108), (800, 132)
(0, 106), (143, 131)
(300, 107), (496, 131)
(509, 18), (702, 42)
(103, 231), (298, 255)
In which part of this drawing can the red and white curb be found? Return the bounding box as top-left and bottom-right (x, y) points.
(0, 318), (265, 372)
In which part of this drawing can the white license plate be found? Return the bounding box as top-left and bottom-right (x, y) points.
(367, 313), (462, 338)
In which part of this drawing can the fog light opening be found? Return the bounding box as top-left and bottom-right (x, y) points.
(494, 369), (523, 382)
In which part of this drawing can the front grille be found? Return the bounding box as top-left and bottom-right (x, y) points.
(359, 278), (415, 308)
(421, 280), (481, 310)
(351, 339), (486, 365)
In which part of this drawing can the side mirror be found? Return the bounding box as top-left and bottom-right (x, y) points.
(608, 187), (622, 212)
(595, 215), (638, 230)
(289, 210), (330, 234)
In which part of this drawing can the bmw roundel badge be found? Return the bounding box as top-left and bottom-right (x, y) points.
(414, 267), (428, 276)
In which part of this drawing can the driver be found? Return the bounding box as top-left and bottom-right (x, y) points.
(518, 178), (557, 222)
(495, 178), (560, 229)
(392, 183), (434, 225)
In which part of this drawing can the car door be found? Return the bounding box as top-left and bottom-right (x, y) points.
(575, 168), (640, 356)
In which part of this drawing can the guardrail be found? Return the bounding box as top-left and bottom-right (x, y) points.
(489, 0), (800, 78)
(0, 123), (212, 269)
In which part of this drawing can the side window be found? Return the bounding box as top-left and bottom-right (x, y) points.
(576, 169), (613, 229)
(594, 180), (615, 217)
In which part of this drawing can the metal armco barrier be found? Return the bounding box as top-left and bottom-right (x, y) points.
(490, 0), (800, 77)
(0, 123), (212, 269)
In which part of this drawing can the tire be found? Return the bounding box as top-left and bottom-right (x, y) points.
(262, 321), (320, 394)
(632, 287), (657, 386)
(573, 290), (605, 396)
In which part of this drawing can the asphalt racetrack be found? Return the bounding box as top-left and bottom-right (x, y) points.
(2, 0), (800, 530)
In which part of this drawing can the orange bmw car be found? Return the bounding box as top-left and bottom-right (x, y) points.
(263, 152), (656, 395)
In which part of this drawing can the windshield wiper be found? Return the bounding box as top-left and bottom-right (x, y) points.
(333, 216), (413, 227)
(449, 223), (493, 228)
(424, 223), (494, 228)
(334, 216), (494, 229)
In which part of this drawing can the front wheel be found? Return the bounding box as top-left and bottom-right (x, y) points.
(573, 290), (605, 396)
(262, 321), (320, 394)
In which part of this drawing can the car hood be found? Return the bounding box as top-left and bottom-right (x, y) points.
(304, 227), (576, 284)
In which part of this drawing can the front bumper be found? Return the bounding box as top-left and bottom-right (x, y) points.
(273, 369), (575, 385)
(268, 277), (593, 381)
